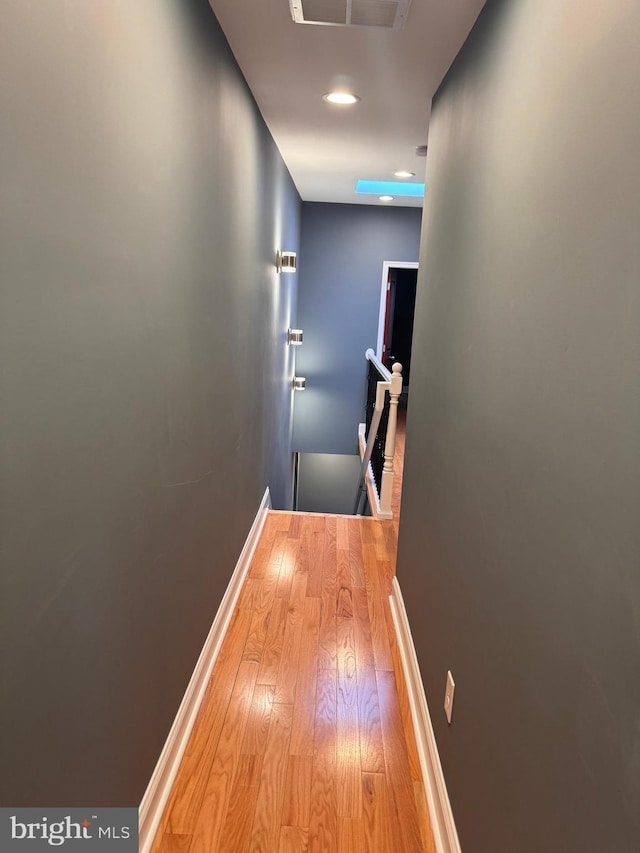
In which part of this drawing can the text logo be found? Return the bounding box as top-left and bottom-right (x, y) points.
(2, 809), (137, 850)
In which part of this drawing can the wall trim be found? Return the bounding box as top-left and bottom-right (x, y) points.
(389, 576), (462, 853)
(138, 487), (272, 853)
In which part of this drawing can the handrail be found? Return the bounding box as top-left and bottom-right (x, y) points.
(365, 347), (392, 382)
(354, 350), (403, 517)
(353, 378), (389, 514)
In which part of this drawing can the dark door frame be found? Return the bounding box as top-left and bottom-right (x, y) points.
(375, 260), (419, 362)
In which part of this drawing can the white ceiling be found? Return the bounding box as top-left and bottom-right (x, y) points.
(209, 0), (486, 207)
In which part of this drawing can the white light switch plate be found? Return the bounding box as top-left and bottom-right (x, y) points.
(444, 670), (455, 724)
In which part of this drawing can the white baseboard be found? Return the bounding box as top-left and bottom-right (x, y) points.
(138, 487), (272, 853)
(389, 576), (462, 853)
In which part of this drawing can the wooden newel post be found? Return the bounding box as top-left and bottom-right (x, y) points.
(379, 362), (403, 519)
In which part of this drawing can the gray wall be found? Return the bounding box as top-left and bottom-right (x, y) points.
(296, 453), (362, 515)
(0, 0), (300, 806)
(292, 202), (421, 454)
(397, 0), (640, 850)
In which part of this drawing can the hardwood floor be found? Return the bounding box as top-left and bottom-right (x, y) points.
(151, 413), (433, 852)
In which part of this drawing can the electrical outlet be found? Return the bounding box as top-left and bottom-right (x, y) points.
(444, 670), (455, 724)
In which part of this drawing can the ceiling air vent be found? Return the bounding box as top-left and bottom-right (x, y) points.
(289, 0), (412, 30)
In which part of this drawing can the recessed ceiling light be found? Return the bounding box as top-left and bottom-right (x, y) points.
(379, 195), (394, 202)
(394, 170), (416, 178)
(322, 92), (361, 105)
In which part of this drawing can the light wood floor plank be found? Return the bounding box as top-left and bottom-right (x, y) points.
(322, 518), (338, 603)
(241, 683), (275, 756)
(257, 594), (288, 686)
(336, 617), (361, 818)
(271, 511), (296, 531)
(161, 608), (253, 837)
(238, 576), (261, 611)
(305, 516), (325, 598)
(380, 520), (398, 577)
(266, 531), (290, 582)
(414, 779), (438, 853)
(336, 515), (349, 550)
(308, 753), (338, 853)
(360, 519), (375, 547)
(347, 518), (366, 589)
(352, 586), (376, 673)
(318, 597), (337, 671)
(376, 669), (425, 853)
(274, 571), (307, 705)
(249, 513), (286, 579)
(243, 594), (271, 665)
(370, 516), (391, 563)
(289, 596), (321, 757)
(243, 531), (288, 663)
(309, 668), (338, 851)
(337, 617), (358, 708)
(287, 512), (303, 539)
(362, 772), (393, 853)
(155, 833), (192, 853)
(318, 518), (338, 669)
(238, 751), (263, 788)
(336, 546), (354, 618)
(281, 754), (313, 826)
(314, 667), (337, 760)
(356, 668), (385, 775)
(275, 535), (300, 600)
(188, 660), (259, 850)
(338, 817), (365, 853)
(294, 515), (314, 582)
(364, 562), (393, 672)
(218, 755), (263, 852)
(249, 701), (295, 851)
(279, 825), (309, 853)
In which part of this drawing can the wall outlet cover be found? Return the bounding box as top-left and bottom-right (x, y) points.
(444, 670), (455, 724)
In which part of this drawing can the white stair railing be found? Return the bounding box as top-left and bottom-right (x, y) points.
(354, 349), (403, 519)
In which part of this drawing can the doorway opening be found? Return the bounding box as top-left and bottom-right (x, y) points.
(376, 261), (419, 407)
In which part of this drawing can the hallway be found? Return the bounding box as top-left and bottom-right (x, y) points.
(150, 488), (434, 851)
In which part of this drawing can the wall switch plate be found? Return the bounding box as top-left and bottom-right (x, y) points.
(444, 670), (455, 724)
